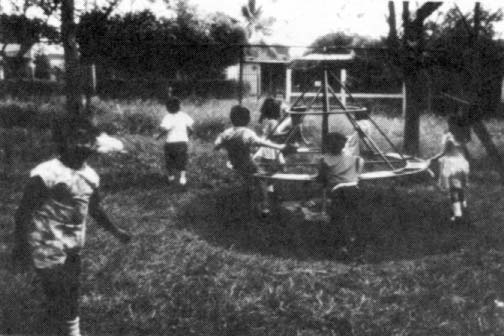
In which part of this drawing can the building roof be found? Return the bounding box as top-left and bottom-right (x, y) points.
(0, 44), (30, 58)
(0, 42), (63, 59)
(289, 51), (356, 69)
(244, 39), (290, 64)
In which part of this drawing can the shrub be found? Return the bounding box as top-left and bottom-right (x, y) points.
(0, 80), (64, 98)
(193, 117), (228, 141)
(97, 79), (248, 101)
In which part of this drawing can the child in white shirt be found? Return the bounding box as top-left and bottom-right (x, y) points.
(434, 132), (470, 223)
(157, 97), (194, 186)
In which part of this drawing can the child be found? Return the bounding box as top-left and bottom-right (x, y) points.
(157, 96), (194, 186)
(434, 132), (470, 223)
(254, 98), (286, 195)
(318, 132), (363, 246)
(344, 109), (373, 157)
(215, 105), (286, 214)
(11, 118), (131, 336)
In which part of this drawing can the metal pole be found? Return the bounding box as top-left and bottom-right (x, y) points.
(321, 66), (329, 153)
(340, 68), (347, 107)
(285, 68), (292, 106)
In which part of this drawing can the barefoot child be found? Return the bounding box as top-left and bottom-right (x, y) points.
(254, 98), (286, 197)
(157, 96), (194, 186)
(11, 118), (131, 336)
(215, 105), (286, 214)
(318, 132), (363, 246)
(434, 132), (470, 223)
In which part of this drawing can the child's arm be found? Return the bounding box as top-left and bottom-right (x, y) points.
(356, 157), (364, 174)
(187, 126), (194, 137)
(214, 134), (224, 150)
(89, 191), (131, 243)
(156, 129), (168, 141)
(315, 158), (329, 185)
(11, 176), (48, 269)
(187, 116), (194, 137)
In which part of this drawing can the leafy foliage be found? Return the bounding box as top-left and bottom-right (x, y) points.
(77, 8), (246, 82)
(305, 33), (402, 93)
(240, 0), (275, 40)
(427, 6), (504, 117)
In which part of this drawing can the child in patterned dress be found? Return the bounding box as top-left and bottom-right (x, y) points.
(11, 118), (131, 336)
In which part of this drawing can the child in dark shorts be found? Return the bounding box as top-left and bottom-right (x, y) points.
(157, 96), (194, 186)
(318, 132), (363, 246)
(215, 105), (286, 214)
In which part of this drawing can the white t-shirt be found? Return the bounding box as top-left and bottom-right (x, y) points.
(160, 111), (194, 143)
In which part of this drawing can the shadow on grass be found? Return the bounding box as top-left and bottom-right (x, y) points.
(181, 178), (490, 264)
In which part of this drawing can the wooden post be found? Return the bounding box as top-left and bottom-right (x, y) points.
(501, 77), (504, 103)
(401, 82), (407, 118)
(340, 68), (347, 107)
(321, 67), (329, 153)
(285, 67), (292, 105)
(238, 45), (244, 105)
(427, 74), (432, 114)
(90, 64), (97, 93)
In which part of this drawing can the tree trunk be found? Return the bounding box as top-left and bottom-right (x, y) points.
(61, 0), (82, 117)
(403, 75), (421, 154)
(400, 2), (442, 155)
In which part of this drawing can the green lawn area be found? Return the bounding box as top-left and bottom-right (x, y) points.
(2, 98), (504, 335)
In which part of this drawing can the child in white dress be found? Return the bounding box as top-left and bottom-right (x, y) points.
(435, 132), (470, 223)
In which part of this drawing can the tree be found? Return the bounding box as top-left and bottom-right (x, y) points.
(77, 7), (245, 82)
(11, 0), (125, 118)
(387, 1), (442, 155)
(429, 3), (504, 181)
(0, 14), (59, 77)
(427, 4), (504, 116)
(240, 0), (275, 41)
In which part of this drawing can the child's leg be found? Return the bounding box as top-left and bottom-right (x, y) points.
(449, 187), (463, 220)
(259, 179), (271, 213)
(176, 142), (189, 185)
(36, 253), (82, 336)
(459, 188), (467, 209)
(164, 144), (176, 181)
(330, 187), (359, 246)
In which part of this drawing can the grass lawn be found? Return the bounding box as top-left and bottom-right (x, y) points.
(2, 97), (504, 335)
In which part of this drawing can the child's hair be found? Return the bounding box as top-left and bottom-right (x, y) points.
(259, 97), (281, 122)
(326, 132), (348, 155)
(441, 132), (463, 157)
(230, 105), (250, 127)
(165, 96), (181, 113)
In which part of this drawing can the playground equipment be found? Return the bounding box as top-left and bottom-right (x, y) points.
(254, 51), (432, 184)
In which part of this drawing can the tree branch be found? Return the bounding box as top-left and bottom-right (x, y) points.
(413, 2), (443, 25)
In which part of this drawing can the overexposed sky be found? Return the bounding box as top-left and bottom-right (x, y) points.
(117, 0), (504, 47)
(6, 0), (504, 47)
